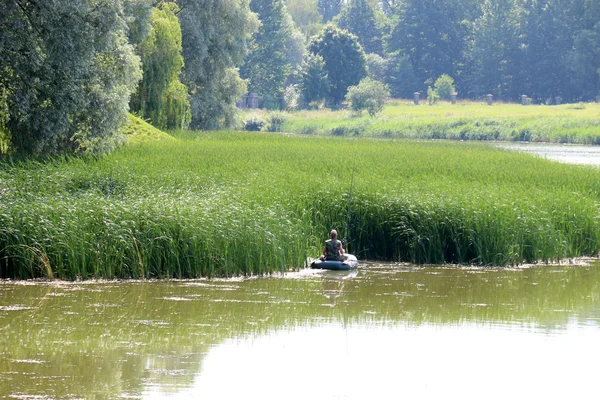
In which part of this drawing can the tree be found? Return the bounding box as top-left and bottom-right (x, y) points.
(335, 0), (383, 55)
(241, 0), (295, 109)
(464, 0), (523, 100)
(567, 22), (600, 100)
(308, 25), (367, 104)
(287, 0), (323, 38)
(318, 0), (343, 22)
(434, 74), (456, 100)
(384, 51), (419, 98)
(387, 0), (473, 88)
(131, 3), (190, 130)
(345, 77), (390, 116)
(299, 53), (330, 106)
(365, 53), (387, 82)
(0, 0), (141, 154)
(178, 0), (258, 129)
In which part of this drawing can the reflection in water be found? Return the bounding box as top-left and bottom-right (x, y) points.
(1, 262), (600, 398)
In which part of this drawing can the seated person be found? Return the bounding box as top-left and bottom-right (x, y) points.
(321, 229), (345, 260)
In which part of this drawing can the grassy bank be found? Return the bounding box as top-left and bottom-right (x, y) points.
(1, 125), (600, 279)
(247, 100), (600, 144)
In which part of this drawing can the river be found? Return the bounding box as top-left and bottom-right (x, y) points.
(1, 262), (600, 399)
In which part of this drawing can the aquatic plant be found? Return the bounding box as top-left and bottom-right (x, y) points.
(1, 131), (599, 279)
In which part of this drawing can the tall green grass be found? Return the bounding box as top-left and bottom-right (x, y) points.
(257, 101), (600, 144)
(1, 130), (599, 279)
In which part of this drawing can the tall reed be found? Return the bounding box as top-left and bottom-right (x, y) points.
(1, 130), (599, 279)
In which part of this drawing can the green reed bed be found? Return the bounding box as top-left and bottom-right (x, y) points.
(261, 101), (600, 144)
(1, 131), (599, 279)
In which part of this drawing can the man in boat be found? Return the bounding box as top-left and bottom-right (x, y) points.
(321, 229), (345, 261)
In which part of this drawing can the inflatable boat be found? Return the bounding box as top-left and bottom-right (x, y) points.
(310, 254), (358, 271)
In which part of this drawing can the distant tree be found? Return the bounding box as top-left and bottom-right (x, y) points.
(308, 25), (367, 104)
(335, 0), (383, 54)
(434, 74), (456, 100)
(567, 22), (600, 100)
(365, 53), (387, 82)
(384, 51), (420, 98)
(0, 0), (141, 154)
(465, 0), (523, 100)
(299, 54), (330, 106)
(345, 78), (390, 117)
(387, 0), (472, 87)
(178, 0), (258, 129)
(131, 3), (190, 130)
(318, 0), (343, 22)
(287, 0), (323, 37)
(242, 0), (295, 109)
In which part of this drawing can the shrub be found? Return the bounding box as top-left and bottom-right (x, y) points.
(427, 86), (439, 105)
(267, 112), (288, 132)
(345, 78), (390, 117)
(243, 114), (266, 131)
(434, 74), (455, 100)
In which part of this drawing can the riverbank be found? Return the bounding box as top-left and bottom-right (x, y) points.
(1, 121), (599, 279)
(245, 100), (600, 144)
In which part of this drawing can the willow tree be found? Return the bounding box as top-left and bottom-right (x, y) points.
(178, 0), (258, 130)
(0, 0), (141, 154)
(131, 2), (190, 130)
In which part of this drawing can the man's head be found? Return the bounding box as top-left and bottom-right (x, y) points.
(330, 229), (338, 239)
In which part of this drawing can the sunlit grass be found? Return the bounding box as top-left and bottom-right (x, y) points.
(1, 130), (599, 279)
(258, 100), (600, 144)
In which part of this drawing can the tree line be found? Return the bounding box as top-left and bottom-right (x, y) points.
(1, 0), (599, 155)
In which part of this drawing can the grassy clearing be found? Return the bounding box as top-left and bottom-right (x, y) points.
(248, 100), (600, 144)
(1, 130), (599, 279)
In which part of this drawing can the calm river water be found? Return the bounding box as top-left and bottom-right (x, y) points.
(2, 262), (600, 399)
(2, 143), (600, 399)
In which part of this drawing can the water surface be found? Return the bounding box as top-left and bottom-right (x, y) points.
(500, 142), (600, 166)
(2, 262), (599, 399)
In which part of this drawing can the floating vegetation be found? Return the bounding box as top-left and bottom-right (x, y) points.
(0, 131), (599, 279)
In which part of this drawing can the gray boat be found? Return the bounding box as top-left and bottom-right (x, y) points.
(310, 254), (358, 271)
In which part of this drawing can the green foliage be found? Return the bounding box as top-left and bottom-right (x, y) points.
(1, 131), (600, 279)
(466, 0), (522, 100)
(388, 0), (471, 88)
(287, 0), (323, 37)
(365, 53), (387, 82)
(179, 0), (258, 129)
(427, 86), (440, 105)
(299, 54), (330, 106)
(241, 0), (296, 110)
(335, 0), (383, 54)
(308, 25), (367, 104)
(267, 112), (288, 132)
(278, 101), (600, 144)
(0, 0), (142, 155)
(434, 74), (456, 100)
(242, 114), (267, 131)
(318, 0), (343, 22)
(130, 2), (190, 130)
(346, 78), (390, 116)
(384, 51), (420, 98)
(567, 22), (600, 100)
(123, 0), (154, 49)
